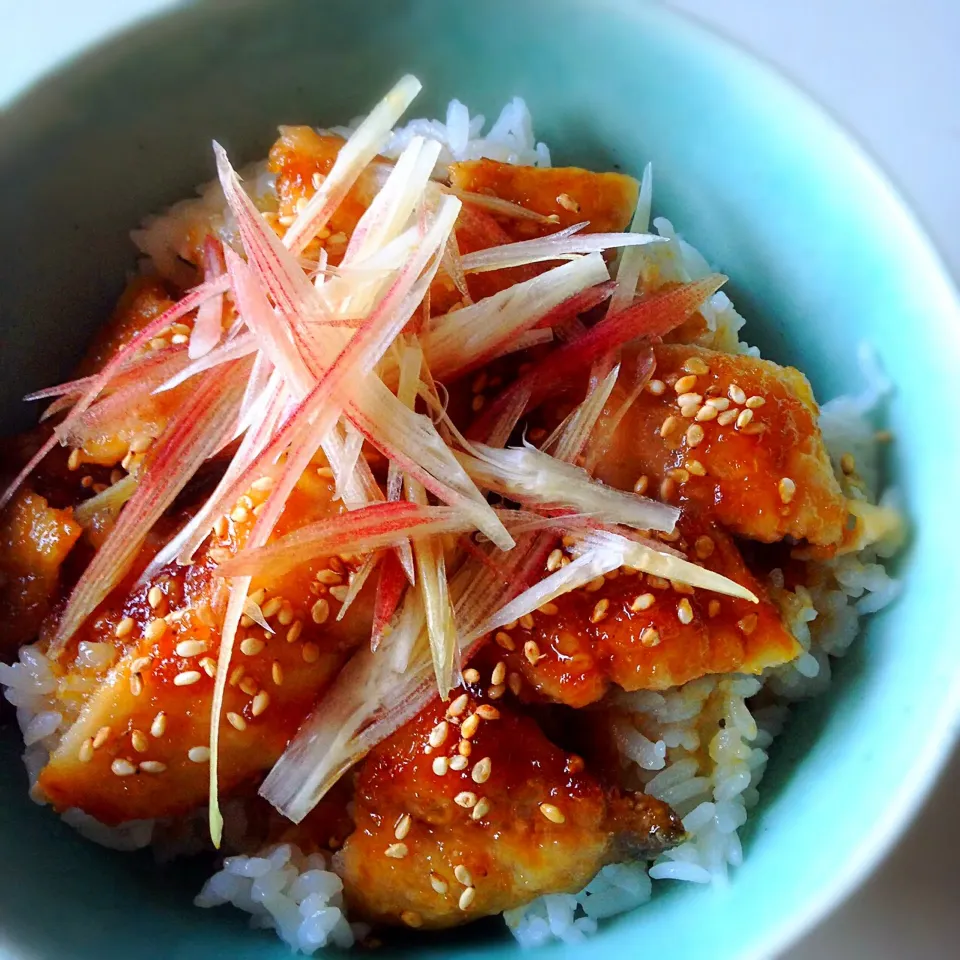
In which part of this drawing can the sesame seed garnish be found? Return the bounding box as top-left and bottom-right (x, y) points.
(395, 814), (412, 840)
(736, 408), (754, 429)
(460, 714), (480, 739)
(648, 575), (670, 589)
(214, 516), (228, 538)
(449, 754), (469, 770)
(93, 726), (111, 749)
(430, 874), (448, 894)
(585, 575), (606, 593)
(458, 739), (472, 757)
(640, 627), (661, 647)
(590, 598), (610, 623)
(385, 843), (408, 859)
(261, 597), (283, 619)
(717, 408), (739, 426)
(429, 721), (449, 748)
(230, 506), (249, 523)
(278, 605), (295, 626)
(472, 798), (491, 820)
(706, 396), (730, 410)
(491, 661), (506, 686)
(310, 598), (330, 624)
(695, 404), (718, 422)
(145, 618), (168, 642)
(647, 378), (666, 396)
(746, 395), (765, 409)
(147, 586), (164, 610)
(686, 459), (706, 476)
(519, 613), (535, 630)
(476, 704), (500, 721)
(660, 415), (679, 438)
(487, 683), (506, 700)
(200, 656), (217, 678)
(539, 802), (566, 824)
(455, 792), (478, 809)
(285, 621), (303, 644)
(633, 475), (649, 495)
(778, 477), (796, 504)
(174, 669), (202, 686)
(695, 535), (715, 559)
(329, 585), (349, 603)
(130, 655), (152, 675)
(508, 673), (522, 696)
(115, 617), (135, 639)
(686, 423), (705, 447)
(660, 477), (676, 501)
(459, 887), (476, 911)
(448, 693), (469, 718)
(630, 593), (655, 612)
(239, 676), (259, 696)
(401, 911), (423, 928)
(227, 712), (247, 731)
(240, 637), (265, 657)
(129, 674), (143, 697)
(139, 760), (167, 774)
(546, 549), (563, 572)
(557, 192), (580, 212)
(674, 374), (698, 394)
(454, 864), (473, 886)
(78, 739), (94, 763)
(671, 579), (695, 595)
(738, 614), (758, 635)
(677, 599), (694, 624)
(111, 758), (136, 777)
(728, 384), (746, 405)
(471, 757), (492, 784)
(228, 665), (245, 687)
(676, 391), (702, 408)
(432, 756), (449, 776)
(175, 639), (206, 658)
(251, 476), (275, 492)
(315, 569), (342, 585)
(463, 668), (480, 684)
(840, 452), (856, 475)
(523, 640), (541, 666)
(679, 401), (700, 419)
(131, 730), (148, 753)
(271, 661), (284, 686)
(668, 467), (689, 484)
(188, 746), (210, 763)
(251, 690), (270, 717)
(67, 449), (82, 471)
(708, 599), (721, 618)
(683, 356), (709, 375)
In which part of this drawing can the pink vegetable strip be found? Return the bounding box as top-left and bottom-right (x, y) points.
(189, 236), (226, 358)
(468, 273), (726, 440)
(371, 549), (407, 651)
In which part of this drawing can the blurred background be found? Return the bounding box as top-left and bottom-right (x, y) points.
(2, 1), (958, 956)
(666, 2), (960, 957)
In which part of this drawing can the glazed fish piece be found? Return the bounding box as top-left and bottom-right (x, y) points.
(493, 513), (800, 707)
(35, 471), (373, 824)
(594, 343), (849, 547)
(338, 688), (682, 930)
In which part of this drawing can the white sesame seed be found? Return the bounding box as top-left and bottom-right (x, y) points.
(677, 599), (694, 625)
(454, 864), (473, 886)
(683, 356), (709, 375)
(130, 655), (152, 675)
(463, 668), (481, 684)
(447, 693), (469, 717)
(546, 548), (564, 572)
(301, 642), (320, 663)
(539, 802), (566, 824)
(144, 618), (168, 642)
(429, 721), (449, 748)
(111, 758), (137, 777)
(728, 384), (746, 405)
(227, 712), (247, 731)
(395, 814), (412, 840)
(633, 475), (649, 495)
(271, 661), (283, 686)
(640, 627), (661, 647)
(140, 760), (167, 774)
(432, 756), (449, 776)
(460, 713), (480, 739)
(676, 391), (702, 408)
(476, 704), (500, 721)
(686, 459), (706, 476)
(778, 477), (796, 504)
(131, 730), (149, 753)
(188, 746), (210, 763)
(471, 757), (492, 784)
(251, 476), (275, 492)
(385, 843), (408, 859)
(239, 676), (259, 695)
(147, 586), (164, 610)
(630, 593), (655, 612)
(746, 395), (765, 409)
(200, 656), (217, 678)
(93, 726), (111, 749)
(491, 662), (507, 686)
(129, 674), (143, 697)
(471, 797), (491, 820)
(459, 887), (476, 911)
(674, 374), (698, 394)
(78, 739), (94, 763)
(430, 873), (448, 894)
(523, 640), (541, 665)
(660, 415), (679, 438)
(519, 613), (535, 630)
(695, 535), (715, 559)
(251, 690), (270, 717)
(455, 791), (478, 809)
(315, 569), (342, 585)
(646, 379), (666, 396)
(590, 598), (610, 623)
(230, 506), (249, 523)
(738, 614), (759, 635)
(717, 408), (739, 426)
(736, 408), (754, 430)
(261, 597), (283, 619)
(174, 670), (201, 686)
(240, 637), (265, 657)
(706, 396), (731, 410)
(115, 617), (135, 639)
(449, 754), (469, 771)
(310, 598), (330, 624)
(686, 423), (705, 447)
(329, 585), (349, 603)
(695, 403), (718, 422)
(175, 639), (207, 658)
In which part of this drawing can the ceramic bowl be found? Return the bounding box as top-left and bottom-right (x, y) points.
(2, 2), (959, 958)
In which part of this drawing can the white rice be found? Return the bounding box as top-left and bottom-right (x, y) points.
(0, 97), (902, 952)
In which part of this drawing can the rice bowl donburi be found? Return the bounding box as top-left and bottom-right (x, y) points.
(0, 76), (904, 952)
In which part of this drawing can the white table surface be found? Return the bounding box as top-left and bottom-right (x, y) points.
(3, 2), (960, 958)
(665, 4), (960, 957)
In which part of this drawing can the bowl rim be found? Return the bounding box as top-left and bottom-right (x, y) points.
(2, 2), (960, 958)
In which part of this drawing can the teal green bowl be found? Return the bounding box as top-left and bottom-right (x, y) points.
(2, 2), (959, 958)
